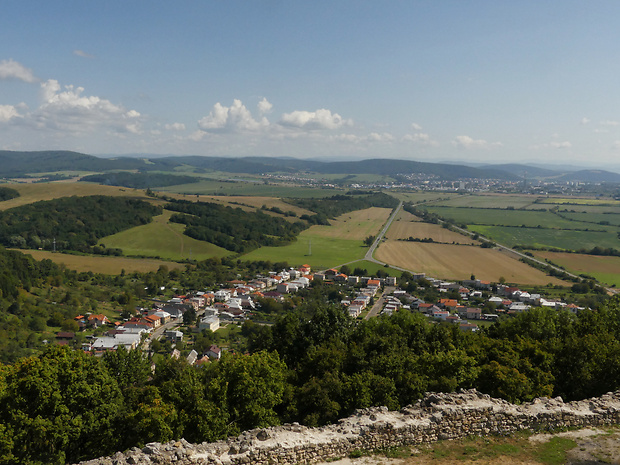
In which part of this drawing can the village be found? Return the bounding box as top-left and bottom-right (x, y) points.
(51, 263), (587, 363)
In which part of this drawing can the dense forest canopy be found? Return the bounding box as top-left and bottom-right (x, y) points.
(0, 195), (162, 253)
(0, 187), (19, 202)
(166, 199), (308, 253)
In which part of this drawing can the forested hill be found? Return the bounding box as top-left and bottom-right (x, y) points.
(0, 195), (162, 253)
(1, 150), (517, 181)
(0, 150), (146, 176)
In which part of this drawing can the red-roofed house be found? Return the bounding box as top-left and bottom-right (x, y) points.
(87, 314), (109, 328)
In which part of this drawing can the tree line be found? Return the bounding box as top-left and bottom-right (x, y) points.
(288, 192), (399, 225)
(0, 187), (19, 202)
(166, 199), (308, 253)
(0, 195), (161, 253)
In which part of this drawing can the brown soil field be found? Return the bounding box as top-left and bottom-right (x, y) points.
(1, 182), (151, 210)
(375, 241), (566, 285)
(310, 207), (392, 241)
(15, 249), (184, 274)
(387, 219), (476, 244)
(535, 250), (620, 274)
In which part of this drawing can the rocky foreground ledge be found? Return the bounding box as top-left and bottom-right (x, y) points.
(77, 389), (620, 465)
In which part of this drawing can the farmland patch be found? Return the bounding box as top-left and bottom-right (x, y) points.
(387, 219), (476, 244)
(375, 241), (567, 285)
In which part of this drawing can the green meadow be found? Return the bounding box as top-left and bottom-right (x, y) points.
(423, 206), (601, 229)
(241, 232), (367, 270)
(558, 211), (620, 226)
(468, 224), (620, 251)
(429, 194), (539, 209)
(101, 210), (231, 261)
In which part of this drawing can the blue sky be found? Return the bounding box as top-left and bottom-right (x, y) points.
(1, 1), (620, 166)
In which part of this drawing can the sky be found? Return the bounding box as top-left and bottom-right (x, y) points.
(2, 1), (620, 167)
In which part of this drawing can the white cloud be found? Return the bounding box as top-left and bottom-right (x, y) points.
(549, 141), (571, 149)
(334, 133), (360, 143)
(198, 99), (267, 132)
(333, 132), (394, 143)
(165, 122), (186, 131)
(258, 97), (273, 115)
(367, 132), (394, 142)
(73, 50), (94, 59)
(0, 104), (21, 122)
(32, 79), (142, 134)
(581, 117), (590, 125)
(280, 108), (351, 130)
(402, 132), (439, 146)
(0, 59), (37, 83)
(411, 122), (423, 131)
(601, 120), (620, 126)
(453, 135), (502, 149)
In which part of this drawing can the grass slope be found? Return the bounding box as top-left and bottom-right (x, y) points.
(101, 210), (230, 261)
(242, 207), (392, 269)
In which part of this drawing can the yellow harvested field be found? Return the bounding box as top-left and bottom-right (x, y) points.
(387, 219), (476, 244)
(16, 249), (184, 274)
(395, 209), (422, 222)
(535, 251), (620, 274)
(310, 207), (392, 241)
(375, 241), (567, 285)
(1, 182), (151, 210)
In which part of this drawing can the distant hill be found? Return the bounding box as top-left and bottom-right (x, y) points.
(479, 163), (562, 179)
(0, 150), (526, 181)
(556, 170), (620, 183)
(0, 150), (146, 176)
(152, 155), (518, 181)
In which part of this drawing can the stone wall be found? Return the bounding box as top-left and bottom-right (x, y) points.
(77, 389), (620, 465)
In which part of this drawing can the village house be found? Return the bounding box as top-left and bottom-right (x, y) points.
(466, 308), (482, 320)
(199, 315), (220, 332)
(459, 322), (479, 332)
(87, 314), (109, 328)
(144, 314), (161, 328)
(206, 345), (221, 359)
(164, 330), (184, 343)
(92, 332), (142, 352)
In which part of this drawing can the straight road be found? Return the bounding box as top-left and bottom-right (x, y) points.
(365, 201), (403, 263)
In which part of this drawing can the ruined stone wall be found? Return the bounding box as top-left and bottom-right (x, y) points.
(77, 389), (620, 465)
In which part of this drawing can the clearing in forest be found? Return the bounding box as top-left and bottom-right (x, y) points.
(375, 241), (566, 285)
(243, 208), (392, 268)
(101, 210), (230, 261)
